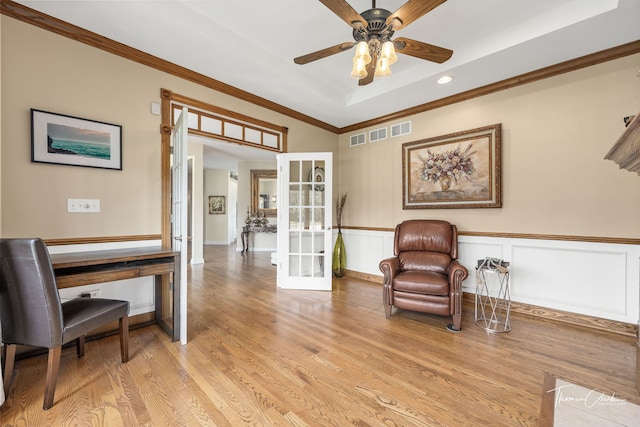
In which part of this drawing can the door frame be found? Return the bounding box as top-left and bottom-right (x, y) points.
(160, 88), (288, 246)
(159, 89), (290, 329)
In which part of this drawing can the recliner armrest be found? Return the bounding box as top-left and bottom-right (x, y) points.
(380, 257), (400, 309)
(379, 257), (400, 284)
(448, 260), (469, 291)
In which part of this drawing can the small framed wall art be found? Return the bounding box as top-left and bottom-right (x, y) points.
(209, 195), (226, 214)
(31, 109), (122, 170)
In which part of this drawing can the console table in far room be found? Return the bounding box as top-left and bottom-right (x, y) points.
(241, 225), (277, 252)
(49, 246), (180, 342)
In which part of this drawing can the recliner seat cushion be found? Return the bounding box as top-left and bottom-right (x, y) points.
(393, 270), (449, 296)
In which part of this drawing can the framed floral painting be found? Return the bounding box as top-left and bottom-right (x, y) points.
(402, 124), (502, 209)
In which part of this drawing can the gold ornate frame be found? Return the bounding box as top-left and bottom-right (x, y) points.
(402, 124), (502, 209)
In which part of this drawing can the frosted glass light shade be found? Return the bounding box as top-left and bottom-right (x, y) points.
(353, 41), (372, 64)
(351, 57), (368, 79)
(380, 41), (397, 64)
(374, 57), (391, 77)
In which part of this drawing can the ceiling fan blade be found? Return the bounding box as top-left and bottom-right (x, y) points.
(358, 51), (377, 86)
(386, 0), (447, 30)
(319, 0), (366, 29)
(294, 42), (355, 65)
(394, 37), (453, 63)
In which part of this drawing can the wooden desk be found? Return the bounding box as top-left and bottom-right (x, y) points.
(50, 246), (180, 342)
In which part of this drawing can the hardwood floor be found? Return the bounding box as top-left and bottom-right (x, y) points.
(1, 244), (638, 426)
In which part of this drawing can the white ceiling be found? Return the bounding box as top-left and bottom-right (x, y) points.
(15, 0), (640, 168)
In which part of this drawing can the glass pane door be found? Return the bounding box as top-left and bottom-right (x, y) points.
(171, 107), (188, 344)
(277, 153), (332, 290)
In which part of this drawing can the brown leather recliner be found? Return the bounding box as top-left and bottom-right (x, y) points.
(379, 220), (469, 331)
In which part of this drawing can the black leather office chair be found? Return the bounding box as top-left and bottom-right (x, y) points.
(0, 238), (130, 410)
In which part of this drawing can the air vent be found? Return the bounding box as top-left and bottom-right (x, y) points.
(350, 133), (366, 147)
(391, 121), (412, 137)
(369, 127), (387, 142)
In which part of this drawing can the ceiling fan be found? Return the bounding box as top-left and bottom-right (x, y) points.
(293, 0), (453, 86)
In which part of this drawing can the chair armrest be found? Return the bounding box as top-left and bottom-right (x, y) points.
(379, 257), (400, 284)
(448, 260), (469, 292)
(379, 257), (400, 306)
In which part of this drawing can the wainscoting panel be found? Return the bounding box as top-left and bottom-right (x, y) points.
(343, 229), (394, 277)
(510, 243), (627, 317)
(58, 277), (155, 316)
(457, 239), (506, 294)
(341, 230), (640, 324)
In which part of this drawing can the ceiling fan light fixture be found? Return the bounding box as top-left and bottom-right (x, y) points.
(380, 40), (397, 64)
(353, 41), (372, 64)
(295, 0), (453, 85)
(374, 57), (392, 78)
(351, 56), (369, 79)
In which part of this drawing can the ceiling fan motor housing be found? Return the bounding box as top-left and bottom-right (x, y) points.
(352, 8), (395, 44)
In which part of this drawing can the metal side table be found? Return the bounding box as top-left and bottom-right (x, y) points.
(475, 260), (511, 333)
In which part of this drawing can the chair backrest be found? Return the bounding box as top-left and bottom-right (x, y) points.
(0, 238), (64, 348)
(394, 220), (458, 274)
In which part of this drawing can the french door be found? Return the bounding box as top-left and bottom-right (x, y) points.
(172, 107), (188, 344)
(277, 153), (333, 290)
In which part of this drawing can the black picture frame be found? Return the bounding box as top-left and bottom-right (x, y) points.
(31, 109), (122, 170)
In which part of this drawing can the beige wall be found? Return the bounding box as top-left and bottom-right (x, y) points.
(338, 54), (640, 239)
(1, 16), (337, 239)
(204, 169), (231, 244)
(2, 15), (639, 241)
(188, 142), (204, 262)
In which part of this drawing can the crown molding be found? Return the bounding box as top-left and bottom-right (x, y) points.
(2, 1), (638, 135)
(339, 40), (640, 134)
(0, 0), (339, 134)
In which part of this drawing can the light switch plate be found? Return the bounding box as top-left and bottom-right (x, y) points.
(67, 199), (100, 213)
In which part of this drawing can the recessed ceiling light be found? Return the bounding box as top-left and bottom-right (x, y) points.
(437, 75), (454, 85)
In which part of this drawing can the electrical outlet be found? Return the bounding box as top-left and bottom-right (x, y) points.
(68, 199), (100, 213)
(80, 289), (101, 298)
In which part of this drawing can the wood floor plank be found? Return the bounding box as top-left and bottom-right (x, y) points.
(1, 244), (637, 426)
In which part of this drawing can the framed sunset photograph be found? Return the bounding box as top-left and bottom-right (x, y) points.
(31, 109), (122, 170)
